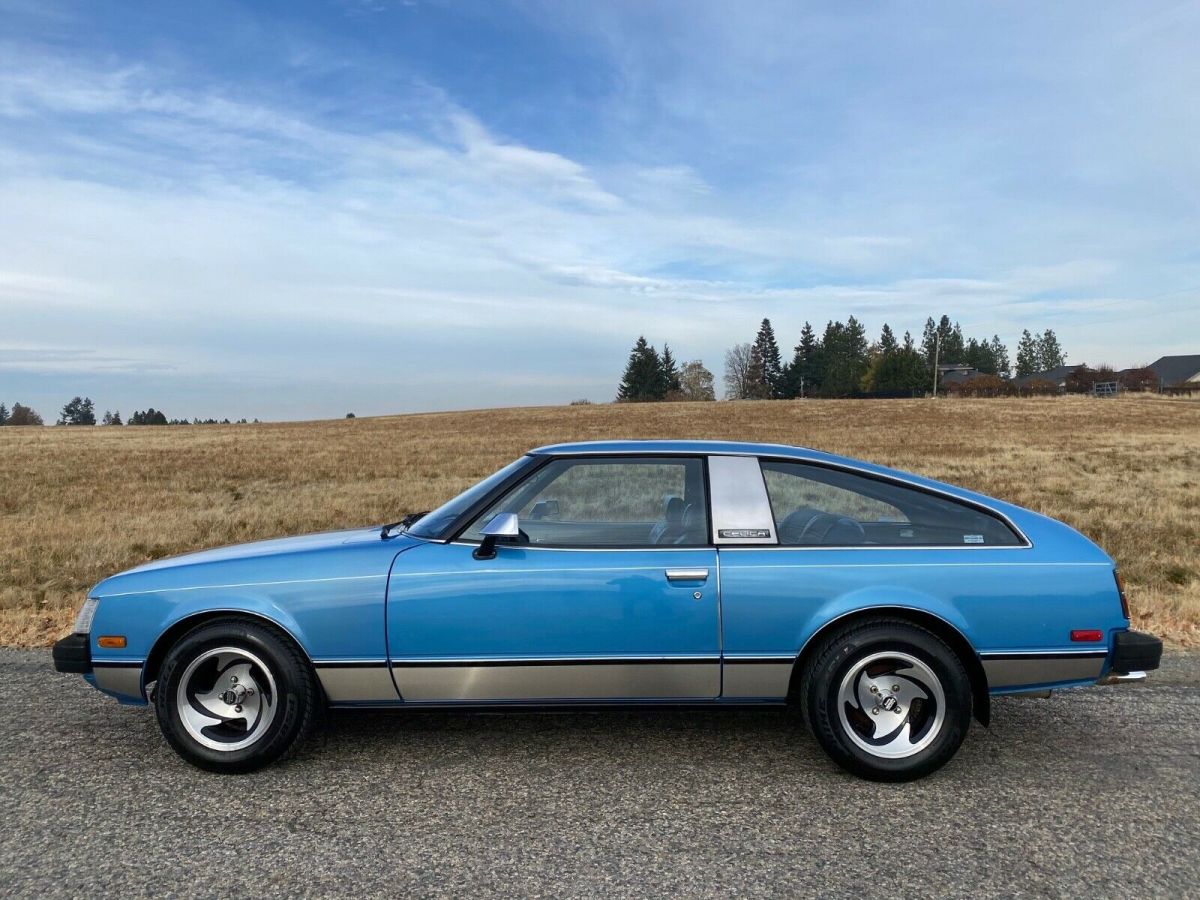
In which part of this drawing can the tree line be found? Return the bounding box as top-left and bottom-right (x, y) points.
(616, 339), (717, 402)
(0, 397), (257, 426)
(617, 315), (1074, 401)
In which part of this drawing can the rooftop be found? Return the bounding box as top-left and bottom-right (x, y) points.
(1147, 355), (1200, 386)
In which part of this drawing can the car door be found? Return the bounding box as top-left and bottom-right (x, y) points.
(386, 455), (720, 702)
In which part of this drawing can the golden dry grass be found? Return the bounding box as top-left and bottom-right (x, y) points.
(2, 396), (1197, 647)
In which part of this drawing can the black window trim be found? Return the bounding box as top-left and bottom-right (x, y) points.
(443, 453), (717, 550)
(753, 455), (1033, 551)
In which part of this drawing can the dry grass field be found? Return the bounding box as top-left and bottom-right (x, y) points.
(1, 396), (1197, 647)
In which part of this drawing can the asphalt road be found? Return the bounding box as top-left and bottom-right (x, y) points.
(2, 651), (1198, 898)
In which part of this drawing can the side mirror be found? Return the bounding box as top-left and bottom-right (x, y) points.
(473, 512), (519, 560)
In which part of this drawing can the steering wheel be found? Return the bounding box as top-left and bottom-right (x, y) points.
(797, 513), (866, 545)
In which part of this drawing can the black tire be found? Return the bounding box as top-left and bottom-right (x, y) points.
(154, 617), (320, 773)
(800, 618), (972, 782)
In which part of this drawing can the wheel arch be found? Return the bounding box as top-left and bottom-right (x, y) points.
(142, 609), (313, 695)
(787, 606), (991, 726)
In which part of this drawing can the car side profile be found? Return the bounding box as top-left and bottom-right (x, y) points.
(53, 440), (1162, 780)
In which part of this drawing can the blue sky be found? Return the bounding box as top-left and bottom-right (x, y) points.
(1, 0), (1198, 420)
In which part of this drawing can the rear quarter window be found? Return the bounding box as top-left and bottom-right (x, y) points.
(760, 460), (1024, 547)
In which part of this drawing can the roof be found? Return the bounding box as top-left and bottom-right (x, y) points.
(1011, 365), (1082, 387)
(1147, 355), (1200, 386)
(940, 369), (982, 384)
(532, 439), (817, 458)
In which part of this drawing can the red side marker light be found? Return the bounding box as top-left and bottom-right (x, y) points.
(1070, 629), (1103, 643)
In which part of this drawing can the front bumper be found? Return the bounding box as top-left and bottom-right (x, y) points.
(52, 633), (91, 674)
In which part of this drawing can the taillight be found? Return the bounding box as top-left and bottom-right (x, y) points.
(1114, 570), (1130, 620)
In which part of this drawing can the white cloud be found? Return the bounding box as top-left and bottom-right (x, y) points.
(1, 4), (1198, 416)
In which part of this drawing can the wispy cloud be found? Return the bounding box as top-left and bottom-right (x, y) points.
(0, 1), (1197, 418)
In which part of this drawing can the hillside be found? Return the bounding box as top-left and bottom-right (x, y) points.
(2, 396), (1197, 646)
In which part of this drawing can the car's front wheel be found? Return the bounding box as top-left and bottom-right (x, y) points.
(801, 618), (972, 781)
(154, 617), (320, 773)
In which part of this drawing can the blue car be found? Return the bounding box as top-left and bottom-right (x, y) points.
(54, 440), (1162, 780)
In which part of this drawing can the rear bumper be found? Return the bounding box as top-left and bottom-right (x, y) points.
(1110, 630), (1163, 675)
(52, 634), (91, 674)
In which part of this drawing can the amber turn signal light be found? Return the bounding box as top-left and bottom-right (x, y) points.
(96, 635), (127, 649)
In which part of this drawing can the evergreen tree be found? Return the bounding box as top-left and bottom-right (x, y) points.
(1037, 329), (1066, 370)
(752, 318), (784, 397)
(58, 396), (96, 426)
(7, 403), (43, 426)
(865, 347), (929, 393)
(781, 321), (822, 398)
(963, 337), (997, 374)
(616, 337), (665, 402)
(920, 317), (938, 364)
(744, 345), (772, 399)
(948, 322), (966, 362)
(1015, 329), (1039, 376)
(660, 344), (682, 396)
(989, 335), (1011, 379)
(903, 330), (916, 352)
(932, 316), (964, 362)
(129, 408), (169, 425)
(0, 403), (8, 425)
(818, 318), (870, 397)
(101, 410), (123, 426)
(878, 323), (899, 356)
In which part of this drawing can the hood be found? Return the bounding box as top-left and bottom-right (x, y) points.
(90, 526), (424, 598)
(123, 526), (387, 573)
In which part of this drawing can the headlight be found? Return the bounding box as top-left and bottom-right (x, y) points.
(72, 597), (99, 634)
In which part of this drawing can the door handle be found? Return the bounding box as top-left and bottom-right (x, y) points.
(665, 568), (709, 583)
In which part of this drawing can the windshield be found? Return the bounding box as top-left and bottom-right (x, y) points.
(405, 456), (534, 540)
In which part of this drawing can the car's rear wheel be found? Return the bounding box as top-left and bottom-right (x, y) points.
(154, 617), (319, 773)
(800, 618), (972, 781)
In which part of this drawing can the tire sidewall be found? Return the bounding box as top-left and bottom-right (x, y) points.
(155, 620), (309, 773)
(807, 624), (972, 781)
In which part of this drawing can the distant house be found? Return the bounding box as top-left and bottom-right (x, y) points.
(1011, 365), (1083, 391)
(1146, 355), (1200, 388)
(939, 366), (983, 387)
(936, 363), (981, 387)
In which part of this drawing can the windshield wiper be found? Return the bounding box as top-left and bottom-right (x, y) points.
(381, 511), (429, 539)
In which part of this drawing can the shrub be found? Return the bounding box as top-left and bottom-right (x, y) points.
(1020, 378), (1059, 396)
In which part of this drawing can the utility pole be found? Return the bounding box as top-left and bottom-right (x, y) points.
(931, 331), (941, 398)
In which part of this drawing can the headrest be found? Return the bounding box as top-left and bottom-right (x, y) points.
(663, 496), (685, 523)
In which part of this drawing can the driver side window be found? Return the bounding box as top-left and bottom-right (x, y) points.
(461, 457), (709, 547)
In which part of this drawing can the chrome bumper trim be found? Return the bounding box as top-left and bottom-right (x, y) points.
(1097, 670), (1148, 685)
